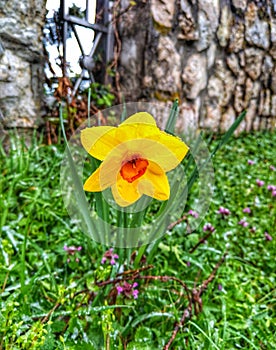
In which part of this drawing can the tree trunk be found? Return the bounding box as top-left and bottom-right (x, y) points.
(0, 0), (47, 129)
(118, 0), (276, 133)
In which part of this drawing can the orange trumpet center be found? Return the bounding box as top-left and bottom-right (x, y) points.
(120, 158), (149, 183)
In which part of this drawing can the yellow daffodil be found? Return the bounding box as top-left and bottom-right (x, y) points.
(81, 112), (189, 207)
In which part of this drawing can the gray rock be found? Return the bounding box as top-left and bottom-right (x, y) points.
(229, 21), (245, 53)
(272, 66), (276, 94)
(182, 53), (207, 99)
(270, 19), (276, 59)
(231, 0), (247, 10)
(271, 95), (276, 117)
(234, 85), (244, 113)
(220, 106), (236, 132)
(203, 104), (220, 131)
(206, 42), (216, 69)
(226, 54), (240, 76)
(262, 55), (274, 87)
(244, 48), (265, 81)
(217, 5), (232, 47)
(245, 78), (261, 104)
(154, 36), (181, 93)
(118, 0), (275, 133)
(245, 2), (270, 50)
(151, 0), (175, 29)
(177, 98), (200, 133)
(245, 100), (258, 131)
(178, 1), (198, 40)
(196, 10), (211, 51)
(0, 0), (46, 128)
(213, 60), (235, 106)
(258, 89), (271, 117)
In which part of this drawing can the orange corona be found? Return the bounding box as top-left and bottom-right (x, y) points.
(120, 158), (149, 183)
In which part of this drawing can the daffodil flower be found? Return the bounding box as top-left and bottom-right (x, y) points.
(81, 112), (189, 207)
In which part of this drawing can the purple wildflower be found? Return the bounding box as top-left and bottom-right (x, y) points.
(243, 207), (251, 214)
(101, 248), (119, 265)
(218, 284), (223, 291)
(116, 286), (124, 294)
(64, 245), (82, 262)
(248, 159), (255, 165)
(256, 179), (265, 187)
(116, 281), (139, 299)
(238, 219), (249, 227)
(217, 207), (231, 216)
(267, 185), (276, 191)
(188, 210), (199, 218)
(203, 223), (215, 232)
(186, 261), (191, 267)
(269, 165), (275, 171)
(264, 232), (272, 241)
(272, 190), (276, 197)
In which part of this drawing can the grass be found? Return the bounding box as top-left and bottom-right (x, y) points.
(0, 129), (275, 349)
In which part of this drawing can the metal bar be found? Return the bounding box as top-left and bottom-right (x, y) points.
(72, 70), (86, 97)
(106, 0), (114, 63)
(88, 32), (103, 57)
(62, 22), (68, 76)
(71, 25), (85, 56)
(64, 15), (108, 33)
(85, 0), (90, 22)
(88, 71), (95, 84)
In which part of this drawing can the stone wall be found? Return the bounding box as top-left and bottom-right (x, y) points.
(0, 0), (47, 128)
(118, 0), (276, 132)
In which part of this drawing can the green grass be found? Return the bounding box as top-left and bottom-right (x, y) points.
(0, 130), (275, 349)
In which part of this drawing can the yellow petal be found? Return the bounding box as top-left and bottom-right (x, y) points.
(81, 126), (117, 160)
(115, 138), (184, 172)
(83, 166), (103, 192)
(121, 112), (156, 126)
(151, 131), (189, 171)
(138, 161), (170, 201)
(83, 155), (121, 192)
(111, 174), (141, 207)
(81, 113), (189, 175)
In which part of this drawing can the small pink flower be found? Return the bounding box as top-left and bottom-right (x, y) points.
(116, 281), (139, 299)
(101, 248), (119, 265)
(188, 210), (199, 218)
(218, 284), (223, 291)
(269, 165), (275, 171)
(217, 207), (231, 216)
(132, 289), (139, 299)
(203, 223), (215, 232)
(238, 219), (249, 227)
(256, 179), (265, 187)
(64, 245), (82, 253)
(248, 159), (255, 165)
(243, 207), (251, 214)
(267, 185), (276, 191)
(116, 286), (124, 294)
(64, 245), (82, 262)
(264, 232), (272, 241)
(272, 190), (276, 197)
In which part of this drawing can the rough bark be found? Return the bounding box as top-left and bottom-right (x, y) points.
(0, 0), (47, 128)
(118, 0), (276, 132)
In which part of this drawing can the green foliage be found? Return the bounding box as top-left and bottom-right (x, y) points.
(0, 130), (275, 349)
(88, 82), (115, 109)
